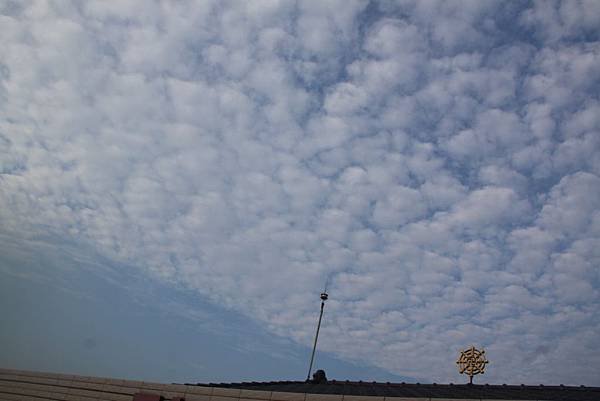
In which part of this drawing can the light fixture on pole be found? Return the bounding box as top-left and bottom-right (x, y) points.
(306, 291), (328, 381)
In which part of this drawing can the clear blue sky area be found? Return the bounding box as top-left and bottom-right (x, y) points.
(0, 243), (412, 384)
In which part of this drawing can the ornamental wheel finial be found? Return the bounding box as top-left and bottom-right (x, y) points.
(456, 346), (489, 384)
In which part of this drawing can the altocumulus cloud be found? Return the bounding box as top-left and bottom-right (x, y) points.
(1, 0), (600, 385)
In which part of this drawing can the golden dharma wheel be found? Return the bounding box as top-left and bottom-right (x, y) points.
(456, 346), (489, 384)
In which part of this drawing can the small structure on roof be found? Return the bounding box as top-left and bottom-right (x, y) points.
(456, 345), (489, 384)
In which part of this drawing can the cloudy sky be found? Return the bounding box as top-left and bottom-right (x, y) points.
(1, 0), (600, 386)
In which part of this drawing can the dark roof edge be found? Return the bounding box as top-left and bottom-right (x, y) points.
(185, 381), (598, 390)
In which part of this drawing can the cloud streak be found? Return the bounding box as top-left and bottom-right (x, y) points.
(1, 0), (599, 385)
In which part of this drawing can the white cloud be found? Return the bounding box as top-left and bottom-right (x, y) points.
(1, 0), (600, 386)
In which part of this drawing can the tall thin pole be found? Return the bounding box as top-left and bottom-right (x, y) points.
(307, 292), (328, 381)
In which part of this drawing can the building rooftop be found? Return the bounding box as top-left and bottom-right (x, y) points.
(2, 367), (600, 401)
(190, 379), (600, 401)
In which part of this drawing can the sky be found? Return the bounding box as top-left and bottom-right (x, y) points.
(1, 0), (599, 387)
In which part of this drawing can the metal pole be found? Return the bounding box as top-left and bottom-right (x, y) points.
(306, 293), (327, 381)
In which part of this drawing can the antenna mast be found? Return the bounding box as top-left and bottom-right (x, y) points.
(306, 290), (328, 381)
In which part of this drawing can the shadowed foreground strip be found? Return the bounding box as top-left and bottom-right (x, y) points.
(2, 368), (600, 401)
